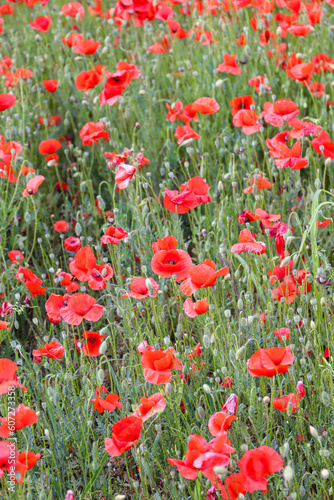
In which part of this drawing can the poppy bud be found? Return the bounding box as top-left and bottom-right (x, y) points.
(115, 496), (126, 500)
(240, 318), (247, 327)
(44, 429), (49, 437)
(203, 335), (210, 348)
(224, 309), (231, 319)
(203, 384), (211, 394)
(236, 345), (246, 360)
(237, 298), (244, 310)
(280, 255), (292, 267)
(97, 368), (105, 383)
(286, 402), (293, 416)
(283, 465), (294, 482)
(197, 406), (205, 419)
(165, 382), (173, 395)
(215, 79), (224, 87)
(213, 465), (227, 476)
(248, 406), (256, 418)
(99, 341), (108, 354)
(75, 223), (82, 236)
(321, 391), (330, 406)
(321, 469), (330, 479)
(309, 426), (318, 438)
(262, 396), (270, 405)
(54, 393), (61, 404)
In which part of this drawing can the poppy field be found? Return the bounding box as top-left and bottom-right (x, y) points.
(2, 0), (334, 498)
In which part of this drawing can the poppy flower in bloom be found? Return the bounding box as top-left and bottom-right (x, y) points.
(69, 245), (100, 281)
(181, 260), (229, 296)
(165, 101), (192, 123)
(133, 393), (166, 422)
(274, 327), (291, 340)
(219, 473), (247, 500)
(29, 15), (52, 32)
(217, 54), (242, 75)
(248, 76), (271, 94)
(101, 226), (128, 245)
(271, 270), (310, 304)
(317, 219), (331, 227)
(174, 124), (200, 145)
(42, 80), (58, 93)
(0, 440), (19, 478)
(232, 110), (261, 135)
(64, 236), (81, 252)
(38, 138), (61, 155)
(74, 38), (101, 55)
(79, 122), (109, 146)
(208, 412), (236, 436)
(231, 228), (266, 255)
(0, 404), (38, 438)
(0, 93), (16, 112)
(268, 139), (308, 170)
(183, 298), (209, 318)
(90, 386), (123, 413)
(75, 65), (104, 92)
(238, 446), (283, 493)
(273, 392), (300, 412)
(247, 346), (295, 377)
(45, 293), (104, 325)
(151, 247), (192, 281)
(191, 97), (220, 115)
(22, 175), (45, 197)
(254, 208), (281, 229)
(164, 188), (198, 214)
(62, 32), (84, 47)
(311, 130), (334, 159)
(0, 321), (9, 330)
(54, 220), (69, 232)
(18, 451), (41, 471)
(105, 416), (143, 457)
(286, 55), (314, 85)
(16, 266), (46, 297)
(179, 177), (211, 205)
(61, 2), (85, 20)
(244, 174), (272, 194)
(0, 358), (27, 395)
(8, 250), (24, 264)
(32, 340), (64, 361)
(115, 163), (137, 189)
(238, 210), (259, 224)
(230, 95), (254, 117)
(287, 23), (312, 36)
(82, 331), (106, 357)
(121, 277), (159, 299)
(141, 347), (182, 385)
(260, 98), (299, 126)
(56, 272), (79, 293)
(168, 432), (234, 482)
(152, 235), (177, 253)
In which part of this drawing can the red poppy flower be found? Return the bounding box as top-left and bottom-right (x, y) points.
(121, 277), (159, 299)
(29, 15), (52, 33)
(311, 130), (334, 159)
(268, 139), (308, 170)
(247, 346), (295, 377)
(38, 139), (61, 155)
(56, 272), (79, 293)
(75, 66), (104, 92)
(217, 54), (242, 75)
(42, 80), (58, 93)
(183, 298), (209, 317)
(166, 101), (192, 123)
(181, 260), (229, 296)
(271, 271), (310, 304)
(287, 23), (312, 36)
(191, 97), (220, 114)
(152, 235), (177, 253)
(101, 226), (128, 245)
(105, 416), (142, 457)
(64, 237), (81, 252)
(238, 446), (283, 493)
(115, 163), (136, 189)
(230, 95), (254, 117)
(69, 246), (99, 282)
(274, 327), (291, 340)
(133, 393), (166, 422)
(82, 331), (106, 357)
(238, 210), (259, 224)
(208, 412), (236, 436)
(164, 187), (198, 214)
(0, 321), (9, 330)
(151, 248), (192, 280)
(54, 220), (69, 232)
(174, 124), (200, 145)
(219, 473), (247, 500)
(32, 340), (64, 361)
(8, 250), (24, 264)
(74, 39), (100, 55)
(254, 208), (281, 229)
(0, 93), (16, 112)
(22, 175), (45, 197)
(244, 174), (272, 194)
(88, 264), (114, 290)
(179, 177), (211, 204)
(61, 2), (85, 20)
(248, 75), (271, 93)
(0, 358), (27, 395)
(0, 440), (19, 478)
(232, 109), (261, 135)
(79, 121), (109, 146)
(260, 98), (299, 126)
(0, 404), (38, 438)
(286, 55), (314, 84)
(141, 348), (182, 385)
(45, 293), (103, 325)
(90, 386), (123, 413)
(231, 228), (266, 255)
(309, 82), (325, 97)
(62, 33), (84, 47)
(18, 451), (41, 470)
(317, 219), (331, 227)
(273, 392), (300, 412)
(168, 435), (207, 480)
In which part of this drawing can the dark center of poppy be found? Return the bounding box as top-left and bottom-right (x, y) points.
(168, 259), (176, 265)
